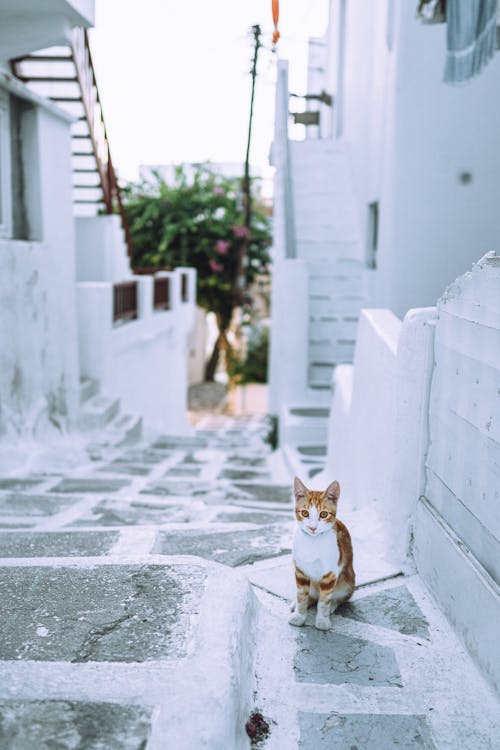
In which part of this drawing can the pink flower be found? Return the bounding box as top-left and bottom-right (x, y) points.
(213, 186), (225, 196)
(232, 224), (251, 239)
(209, 259), (224, 272)
(215, 240), (229, 255)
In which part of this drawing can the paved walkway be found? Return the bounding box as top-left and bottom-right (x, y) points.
(0, 416), (498, 749)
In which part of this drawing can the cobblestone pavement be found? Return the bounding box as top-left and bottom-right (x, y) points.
(0, 415), (499, 749)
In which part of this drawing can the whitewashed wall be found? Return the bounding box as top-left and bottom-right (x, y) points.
(75, 215), (131, 283)
(325, 0), (500, 318)
(325, 309), (401, 509)
(414, 252), (500, 693)
(323, 306), (436, 562)
(0, 90), (79, 438)
(78, 268), (196, 434)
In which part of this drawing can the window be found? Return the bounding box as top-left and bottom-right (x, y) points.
(366, 201), (379, 269)
(0, 91), (11, 238)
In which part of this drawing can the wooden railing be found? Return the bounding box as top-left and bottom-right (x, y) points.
(113, 281), (138, 323)
(71, 28), (133, 258)
(154, 276), (170, 310)
(181, 272), (189, 302)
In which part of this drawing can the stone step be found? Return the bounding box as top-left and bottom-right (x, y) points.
(279, 404), (330, 449)
(79, 395), (120, 430)
(111, 413), (143, 447)
(87, 413), (143, 452)
(79, 376), (99, 405)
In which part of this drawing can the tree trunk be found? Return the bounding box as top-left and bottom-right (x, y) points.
(204, 316), (231, 382)
(204, 333), (222, 382)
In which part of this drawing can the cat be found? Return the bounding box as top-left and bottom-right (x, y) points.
(289, 476), (355, 630)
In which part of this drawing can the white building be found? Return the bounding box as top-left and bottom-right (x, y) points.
(0, 0), (196, 443)
(270, 0), (500, 693)
(270, 0), (500, 462)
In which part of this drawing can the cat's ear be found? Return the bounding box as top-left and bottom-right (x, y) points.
(294, 476), (309, 503)
(323, 480), (340, 509)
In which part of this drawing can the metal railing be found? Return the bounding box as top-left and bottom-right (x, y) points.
(71, 28), (133, 258)
(113, 281), (138, 323)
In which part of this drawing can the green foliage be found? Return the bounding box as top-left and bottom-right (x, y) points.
(122, 165), (272, 331)
(228, 325), (269, 384)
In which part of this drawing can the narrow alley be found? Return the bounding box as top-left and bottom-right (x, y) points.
(0, 412), (498, 748)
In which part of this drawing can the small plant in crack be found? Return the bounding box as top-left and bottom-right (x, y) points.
(245, 711), (271, 747)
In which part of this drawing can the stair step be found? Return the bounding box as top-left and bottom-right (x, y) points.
(17, 76), (78, 82)
(79, 377), (99, 405)
(87, 414), (143, 450)
(15, 54), (73, 62)
(79, 395), (120, 430)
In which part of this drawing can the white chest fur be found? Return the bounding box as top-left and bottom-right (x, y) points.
(292, 526), (341, 582)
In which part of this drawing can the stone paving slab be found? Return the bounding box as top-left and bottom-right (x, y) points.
(154, 525), (292, 567)
(165, 466), (202, 478)
(114, 449), (172, 465)
(50, 478), (131, 494)
(151, 435), (208, 450)
(0, 478), (45, 491)
(218, 468), (271, 481)
(293, 628), (403, 687)
(97, 463), (152, 476)
(0, 531), (119, 557)
(338, 585), (430, 639)
(0, 700), (152, 750)
(0, 564), (204, 662)
(0, 493), (79, 517)
(225, 455), (267, 467)
(141, 479), (212, 497)
(229, 484), (292, 504)
(298, 712), (435, 749)
(70, 498), (204, 526)
(213, 509), (289, 525)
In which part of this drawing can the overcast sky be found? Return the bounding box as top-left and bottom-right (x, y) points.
(90, 0), (329, 182)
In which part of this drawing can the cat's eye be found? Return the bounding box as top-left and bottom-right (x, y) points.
(319, 511), (328, 518)
(300, 510), (309, 517)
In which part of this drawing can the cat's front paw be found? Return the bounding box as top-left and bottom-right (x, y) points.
(315, 615), (331, 630)
(289, 611), (307, 627)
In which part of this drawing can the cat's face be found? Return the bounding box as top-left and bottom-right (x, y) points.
(294, 476), (340, 536)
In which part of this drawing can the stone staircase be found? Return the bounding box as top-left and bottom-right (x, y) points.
(79, 377), (142, 449)
(280, 139), (367, 479)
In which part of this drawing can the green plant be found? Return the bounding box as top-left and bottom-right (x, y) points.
(122, 165), (272, 380)
(228, 325), (269, 384)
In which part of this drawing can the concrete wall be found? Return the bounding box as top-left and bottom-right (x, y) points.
(326, 309), (401, 510)
(75, 215), (132, 283)
(188, 306), (208, 385)
(77, 268), (196, 434)
(414, 252), (500, 693)
(0, 89), (79, 438)
(325, 0), (500, 318)
(324, 306), (436, 560)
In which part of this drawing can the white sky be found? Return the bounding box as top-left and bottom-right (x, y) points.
(90, 0), (329, 182)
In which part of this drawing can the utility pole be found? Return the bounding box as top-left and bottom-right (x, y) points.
(236, 24), (262, 302)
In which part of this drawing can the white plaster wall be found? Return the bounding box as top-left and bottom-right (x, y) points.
(0, 101), (79, 437)
(414, 252), (500, 692)
(325, 0), (500, 319)
(75, 215), (132, 283)
(418, 252), (500, 582)
(268, 259), (309, 416)
(326, 309), (401, 510)
(188, 306), (208, 385)
(77, 268), (196, 434)
(325, 307), (436, 555)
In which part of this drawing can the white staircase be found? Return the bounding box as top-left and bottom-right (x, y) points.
(79, 377), (142, 450)
(280, 139), (367, 478)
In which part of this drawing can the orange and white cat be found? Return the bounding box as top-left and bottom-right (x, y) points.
(289, 476), (355, 630)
